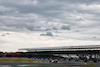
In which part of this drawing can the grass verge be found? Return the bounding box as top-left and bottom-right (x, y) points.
(0, 58), (44, 62)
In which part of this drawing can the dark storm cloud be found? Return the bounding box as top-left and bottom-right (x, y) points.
(0, 0), (99, 21)
(61, 25), (71, 30)
(40, 32), (53, 36)
(52, 27), (58, 30)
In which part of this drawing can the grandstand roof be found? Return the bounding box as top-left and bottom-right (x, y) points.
(19, 45), (100, 52)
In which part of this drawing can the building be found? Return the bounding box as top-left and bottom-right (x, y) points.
(19, 45), (100, 60)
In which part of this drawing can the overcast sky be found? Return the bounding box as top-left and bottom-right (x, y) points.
(0, 0), (100, 52)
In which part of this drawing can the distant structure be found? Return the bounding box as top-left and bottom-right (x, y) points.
(19, 45), (100, 62)
(19, 45), (100, 52)
(1, 45), (100, 63)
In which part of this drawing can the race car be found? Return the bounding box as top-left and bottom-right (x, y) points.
(49, 60), (57, 63)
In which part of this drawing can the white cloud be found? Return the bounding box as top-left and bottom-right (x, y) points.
(80, 4), (100, 12)
(0, 6), (15, 11)
(0, 0), (100, 52)
(0, 31), (100, 52)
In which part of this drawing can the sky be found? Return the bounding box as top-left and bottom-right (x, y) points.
(0, 0), (100, 52)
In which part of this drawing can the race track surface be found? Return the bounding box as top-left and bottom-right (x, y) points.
(0, 61), (99, 67)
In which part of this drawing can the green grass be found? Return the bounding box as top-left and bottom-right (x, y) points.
(0, 58), (44, 62)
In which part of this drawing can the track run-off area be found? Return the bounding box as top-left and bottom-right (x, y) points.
(0, 58), (99, 67)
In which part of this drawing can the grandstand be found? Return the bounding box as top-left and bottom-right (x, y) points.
(0, 52), (3, 57)
(19, 45), (100, 62)
(19, 45), (100, 52)
(1, 45), (100, 63)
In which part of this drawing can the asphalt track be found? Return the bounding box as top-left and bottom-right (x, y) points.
(0, 61), (99, 67)
(0, 61), (83, 65)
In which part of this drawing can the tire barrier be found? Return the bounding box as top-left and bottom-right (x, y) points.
(78, 60), (80, 62)
(40, 58), (41, 60)
(69, 59), (72, 61)
(58, 59), (60, 60)
(94, 60), (99, 63)
(64, 59), (66, 61)
(84, 59), (89, 62)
